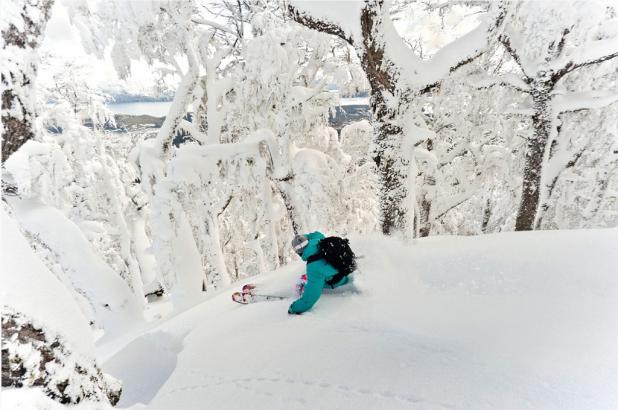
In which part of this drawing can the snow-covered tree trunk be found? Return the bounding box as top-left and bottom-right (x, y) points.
(204, 211), (230, 288)
(360, 2), (409, 235)
(515, 82), (553, 231)
(290, 0), (503, 235)
(1, 0), (53, 163)
(290, 0), (407, 234)
(157, 48), (199, 156)
(498, 16), (618, 230)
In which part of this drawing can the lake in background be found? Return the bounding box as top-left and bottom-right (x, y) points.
(107, 101), (172, 117)
(107, 97), (369, 118)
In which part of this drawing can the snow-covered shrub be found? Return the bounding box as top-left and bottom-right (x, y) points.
(5, 104), (145, 298)
(148, 135), (276, 296)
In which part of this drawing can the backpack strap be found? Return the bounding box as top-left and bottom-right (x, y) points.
(306, 254), (323, 264)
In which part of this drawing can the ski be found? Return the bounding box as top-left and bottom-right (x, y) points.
(231, 292), (286, 304)
(232, 284), (287, 305)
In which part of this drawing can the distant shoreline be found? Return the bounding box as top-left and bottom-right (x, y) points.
(106, 97), (370, 117)
(107, 101), (173, 117)
(103, 98), (371, 133)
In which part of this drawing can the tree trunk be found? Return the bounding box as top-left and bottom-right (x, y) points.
(360, 2), (409, 235)
(205, 211), (230, 288)
(1, 0), (54, 163)
(289, 0), (410, 235)
(515, 83), (553, 231)
(481, 198), (492, 233)
(418, 194), (432, 237)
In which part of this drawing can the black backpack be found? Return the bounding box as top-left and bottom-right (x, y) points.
(307, 236), (357, 287)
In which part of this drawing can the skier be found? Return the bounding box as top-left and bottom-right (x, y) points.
(288, 231), (352, 315)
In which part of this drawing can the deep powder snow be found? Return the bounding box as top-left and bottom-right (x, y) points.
(100, 228), (618, 410)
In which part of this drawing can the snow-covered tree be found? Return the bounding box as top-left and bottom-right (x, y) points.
(41, 58), (114, 128)
(389, 0), (617, 235)
(289, 0), (506, 236)
(493, 0), (618, 230)
(4, 102), (146, 326)
(1, 0), (54, 163)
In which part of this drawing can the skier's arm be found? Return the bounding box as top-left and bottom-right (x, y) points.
(288, 268), (325, 314)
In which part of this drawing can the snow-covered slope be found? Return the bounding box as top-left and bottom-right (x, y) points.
(103, 228), (618, 410)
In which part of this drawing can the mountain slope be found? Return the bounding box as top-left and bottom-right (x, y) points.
(103, 228), (618, 410)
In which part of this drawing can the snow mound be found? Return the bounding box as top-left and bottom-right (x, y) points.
(1, 206), (94, 355)
(5, 197), (143, 341)
(103, 228), (618, 409)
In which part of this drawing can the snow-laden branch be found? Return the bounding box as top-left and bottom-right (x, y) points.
(380, 5), (497, 90)
(437, 135), (497, 168)
(538, 120), (600, 227)
(497, 33), (531, 79)
(423, 0), (490, 11)
(156, 44), (199, 154)
(167, 139), (264, 185)
(287, 3), (354, 44)
(428, 17), (492, 73)
(553, 91), (618, 113)
(545, 134), (592, 197)
(178, 119), (207, 142)
(430, 176), (483, 221)
(550, 38), (618, 83)
(503, 108), (535, 118)
(470, 73), (531, 93)
(191, 17), (237, 35)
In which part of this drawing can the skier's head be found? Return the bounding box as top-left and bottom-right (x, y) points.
(292, 234), (308, 256)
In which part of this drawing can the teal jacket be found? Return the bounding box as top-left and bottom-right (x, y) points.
(288, 231), (350, 314)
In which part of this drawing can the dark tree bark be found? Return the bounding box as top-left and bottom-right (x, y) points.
(359, 2), (409, 235)
(481, 197), (492, 233)
(515, 82), (552, 231)
(1, 0), (54, 163)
